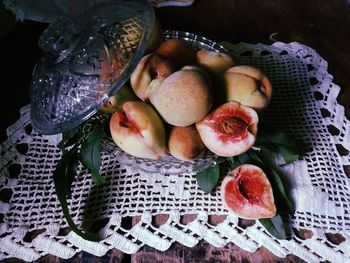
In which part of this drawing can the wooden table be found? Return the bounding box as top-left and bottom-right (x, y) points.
(1, 0), (350, 262)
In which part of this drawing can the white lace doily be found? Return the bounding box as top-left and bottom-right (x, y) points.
(1, 40), (350, 263)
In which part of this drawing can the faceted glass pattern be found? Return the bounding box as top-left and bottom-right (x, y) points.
(30, 0), (154, 134)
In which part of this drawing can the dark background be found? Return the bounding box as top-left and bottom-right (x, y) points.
(1, 0), (350, 262)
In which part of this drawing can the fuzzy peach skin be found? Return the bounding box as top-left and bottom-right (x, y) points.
(168, 125), (206, 161)
(110, 101), (167, 160)
(156, 38), (196, 69)
(221, 164), (276, 219)
(196, 49), (236, 75)
(150, 67), (213, 127)
(196, 101), (258, 157)
(130, 53), (175, 102)
(99, 84), (139, 113)
(223, 65), (272, 110)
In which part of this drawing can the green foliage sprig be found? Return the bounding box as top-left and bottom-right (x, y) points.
(54, 114), (108, 241)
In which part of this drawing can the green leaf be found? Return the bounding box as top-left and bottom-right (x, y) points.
(58, 126), (81, 151)
(53, 147), (101, 241)
(255, 132), (304, 164)
(237, 153), (251, 165)
(270, 169), (294, 214)
(65, 149), (79, 195)
(196, 163), (220, 193)
(80, 126), (106, 186)
(226, 157), (240, 170)
(247, 150), (294, 214)
(259, 215), (292, 240)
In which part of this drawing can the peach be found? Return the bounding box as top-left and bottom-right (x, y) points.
(130, 53), (175, 102)
(156, 38), (196, 69)
(221, 164), (276, 219)
(223, 65), (272, 110)
(196, 101), (258, 157)
(196, 49), (236, 75)
(168, 125), (206, 161)
(99, 84), (139, 113)
(109, 101), (166, 160)
(150, 67), (213, 127)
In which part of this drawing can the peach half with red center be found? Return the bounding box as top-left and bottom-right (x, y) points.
(109, 101), (166, 160)
(196, 101), (258, 157)
(221, 164), (276, 219)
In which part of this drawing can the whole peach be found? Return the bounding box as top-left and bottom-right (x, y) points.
(168, 125), (206, 161)
(196, 49), (236, 75)
(130, 53), (175, 102)
(223, 65), (272, 110)
(156, 38), (196, 69)
(150, 68), (213, 127)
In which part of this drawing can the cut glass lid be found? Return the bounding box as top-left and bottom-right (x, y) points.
(30, 0), (155, 134)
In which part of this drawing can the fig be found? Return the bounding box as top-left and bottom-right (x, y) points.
(196, 101), (258, 157)
(221, 164), (276, 219)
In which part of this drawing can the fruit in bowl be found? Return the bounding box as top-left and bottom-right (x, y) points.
(196, 49), (236, 75)
(196, 101), (258, 157)
(223, 65), (272, 110)
(156, 38), (196, 69)
(150, 66), (213, 127)
(130, 53), (175, 102)
(168, 125), (206, 161)
(109, 101), (167, 160)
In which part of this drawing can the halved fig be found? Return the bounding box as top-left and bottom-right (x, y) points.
(196, 101), (258, 157)
(109, 101), (166, 160)
(221, 164), (276, 219)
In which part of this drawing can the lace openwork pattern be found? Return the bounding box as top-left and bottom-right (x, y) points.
(0, 40), (350, 262)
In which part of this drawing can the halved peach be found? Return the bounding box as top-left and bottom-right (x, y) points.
(109, 101), (166, 160)
(196, 101), (258, 157)
(221, 164), (276, 219)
